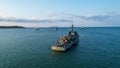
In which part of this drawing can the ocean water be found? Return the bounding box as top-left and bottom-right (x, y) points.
(0, 27), (120, 68)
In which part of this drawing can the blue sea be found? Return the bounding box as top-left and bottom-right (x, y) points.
(0, 27), (120, 68)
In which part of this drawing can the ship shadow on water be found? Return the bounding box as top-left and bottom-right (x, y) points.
(50, 43), (80, 68)
(66, 42), (79, 52)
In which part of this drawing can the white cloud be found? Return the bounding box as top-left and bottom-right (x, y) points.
(0, 13), (120, 27)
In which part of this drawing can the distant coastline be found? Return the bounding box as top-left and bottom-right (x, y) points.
(0, 26), (24, 28)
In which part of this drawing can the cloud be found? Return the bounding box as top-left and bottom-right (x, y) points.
(0, 16), (72, 23)
(86, 15), (111, 21)
(0, 13), (120, 27)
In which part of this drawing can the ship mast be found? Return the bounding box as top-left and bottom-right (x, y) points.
(71, 19), (74, 32)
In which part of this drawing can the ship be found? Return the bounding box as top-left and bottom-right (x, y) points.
(80, 26), (84, 29)
(51, 24), (79, 51)
(34, 27), (40, 30)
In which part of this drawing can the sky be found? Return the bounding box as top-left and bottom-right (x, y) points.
(0, 0), (120, 27)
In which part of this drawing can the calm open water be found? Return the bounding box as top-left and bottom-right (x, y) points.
(0, 27), (120, 68)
